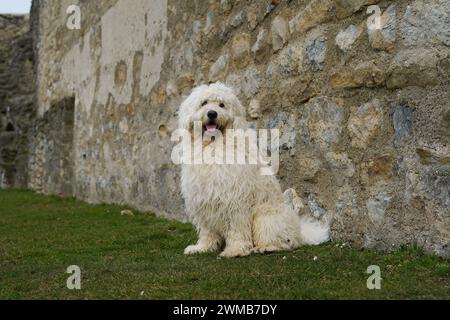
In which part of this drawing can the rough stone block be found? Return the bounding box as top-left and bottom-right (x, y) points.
(335, 0), (380, 20)
(368, 4), (396, 53)
(231, 33), (251, 69)
(299, 97), (344, 151)
(400, 0), (450, 47)
(306, 36), (326, 71)
(289, 0), (334, 34)
(348, 98), (384, 148)
(335, 24), (364, 51)
(271, 15), (289, 52)
(387, 49), (439, 89)
(392, 104), (414, 147)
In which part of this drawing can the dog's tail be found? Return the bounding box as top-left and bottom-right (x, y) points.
(298, 215), (330, 245)
(283, 188), (330, 245)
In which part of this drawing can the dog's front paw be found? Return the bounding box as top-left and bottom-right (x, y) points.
(184, 244), (211, 255)
(184, 244), (202, 255)
(220, 245), (252, 258)
(252, 245), (280, 254)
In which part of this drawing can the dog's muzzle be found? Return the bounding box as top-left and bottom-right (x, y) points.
(205, 110), (219, 133)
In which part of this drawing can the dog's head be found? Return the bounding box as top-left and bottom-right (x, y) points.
(178, 82), (247, 135)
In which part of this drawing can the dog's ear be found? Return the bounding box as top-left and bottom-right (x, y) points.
(178, 85), (209, 130)
(178, 112), (191, 131)
(178, 109), (191, 131)
(178, 94), (195, 130)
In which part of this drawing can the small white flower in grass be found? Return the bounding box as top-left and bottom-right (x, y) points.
(121, 210), (134, 216)
(140, 291), (145, 296)
(282, 256), (287, 260)
(313, 256), (318, 261)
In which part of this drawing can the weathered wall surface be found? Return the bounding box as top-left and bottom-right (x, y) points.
(28, 97), (75, 196)
(28, 0), (449, 255)
(0, 15), (35, 188)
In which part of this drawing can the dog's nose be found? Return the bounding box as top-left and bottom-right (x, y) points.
(207, 110), (218, 120)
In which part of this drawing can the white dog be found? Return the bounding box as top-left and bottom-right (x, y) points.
(178, 82), (329, 257)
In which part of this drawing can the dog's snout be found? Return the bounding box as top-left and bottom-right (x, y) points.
(207, 110), (218, 120)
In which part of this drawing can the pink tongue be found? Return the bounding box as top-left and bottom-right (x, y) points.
(206, 124), (218, 132)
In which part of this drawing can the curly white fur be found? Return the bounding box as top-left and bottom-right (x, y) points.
(179, 83), (329, 257)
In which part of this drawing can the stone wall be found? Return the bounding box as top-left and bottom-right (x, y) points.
(28, 97), (75, 196)
(27, 0), (449, 256)
(0, 14), (35, 188)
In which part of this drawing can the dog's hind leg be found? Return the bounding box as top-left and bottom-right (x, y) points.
(184, 228), (222, 255)
(252, 203), (303, 254)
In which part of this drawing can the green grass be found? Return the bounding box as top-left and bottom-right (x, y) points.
(0, 189), (448, 300)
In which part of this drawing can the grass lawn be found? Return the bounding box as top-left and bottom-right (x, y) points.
(0, 189), (448, 300)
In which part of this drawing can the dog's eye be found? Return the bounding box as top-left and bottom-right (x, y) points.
(201, 100), (208, 106)
(219, 103), (225, 108)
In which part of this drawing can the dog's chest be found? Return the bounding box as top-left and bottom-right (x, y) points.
(182, 164), (258, 205)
